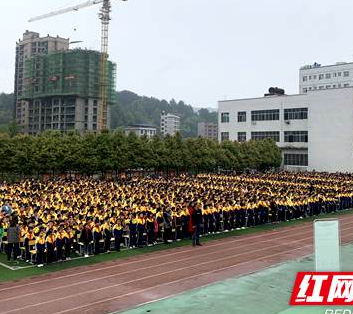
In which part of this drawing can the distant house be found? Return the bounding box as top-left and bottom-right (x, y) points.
(160, 112), (180, 136)
(198, 122), (218, 140)
(124, 124), (157, 138)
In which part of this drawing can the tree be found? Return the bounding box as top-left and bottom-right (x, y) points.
(0, 130), (282, 178)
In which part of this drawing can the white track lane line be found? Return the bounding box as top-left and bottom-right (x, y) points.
(2, 222), (352, 314)
(49, 240), (330, 314)
(0, 214), (342, 292)
(0, 218), (329, 302)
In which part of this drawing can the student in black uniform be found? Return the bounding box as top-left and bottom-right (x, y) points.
(129, 214), (137, 248)
(146, 213), (155, 246)
(113, 219), (123, 252)
(35, 229), (46, 267)
(137, 213), (146, 248)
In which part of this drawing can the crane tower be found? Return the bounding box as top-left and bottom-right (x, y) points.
(29, 0), (127, 131)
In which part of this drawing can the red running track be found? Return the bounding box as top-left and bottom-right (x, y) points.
(0, 214), (353, 314)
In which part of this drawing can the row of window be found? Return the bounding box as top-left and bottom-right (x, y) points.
(251, 109), (279, 121)
(251, 131), (280, 142)
(283, 153), (308, 166)
(302, 83), (350, 93)
(284, 108), (308, 120)
(302, 71), (350, 81)
(284, 131), (308, 142)
(221, 108), (308, 123)
(220, 131), (308, 143)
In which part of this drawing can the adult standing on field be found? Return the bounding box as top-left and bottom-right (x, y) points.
(6, 217), (20, 262)
(80, 223), (93, 257)
(191, 203), (203, 247)
(163, 208), (172, 244)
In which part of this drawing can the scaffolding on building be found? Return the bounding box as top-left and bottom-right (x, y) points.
(20, 49), (116, 104)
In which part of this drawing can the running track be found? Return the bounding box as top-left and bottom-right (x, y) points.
(1, 214), (353, 314)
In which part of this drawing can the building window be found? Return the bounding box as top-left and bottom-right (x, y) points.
(303, 88), (308, 93)
(251, 109), (279, 121)
(344, 71), (350, 77)
(237, 132), (246, 142)
(303, 76), (307, 82)
(237, 111), (246, 122)
(338, 72), (342, 77)
(325, 73), (331, 79)
(251, 131), (280, 142)
(284, 153), (308, 166)
(284, 108), (308, 120)
(319, 74), (324, 80)
(221, 132), (229, 141)
(319, 86), (324, 90)
(344, 83), (350, 87)
(284, 131), (308, 143)
(221, 112), (230, 123)
(313, 75), (317, 79)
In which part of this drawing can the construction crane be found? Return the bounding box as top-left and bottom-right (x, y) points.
(29, 0), (127, 131)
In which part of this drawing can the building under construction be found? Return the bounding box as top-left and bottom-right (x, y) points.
(14, 30), (70, 133)
(19, 48), (116, 134)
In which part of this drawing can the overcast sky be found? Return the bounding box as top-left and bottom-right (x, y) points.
(1, 0), (353, 108)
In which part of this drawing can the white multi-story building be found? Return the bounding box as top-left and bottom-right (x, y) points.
(124, 124), (157, 138)
(197, 122), (218, 140)
(299, 62), (353, 94)
(218, 88), (353, 172)
(160, 112), (180, 136)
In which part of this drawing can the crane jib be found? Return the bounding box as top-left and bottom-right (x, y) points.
(28, 0), (128, 131)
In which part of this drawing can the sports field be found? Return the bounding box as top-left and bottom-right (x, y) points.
(120, 242), (353, 314)
(0, 210), (352, 314)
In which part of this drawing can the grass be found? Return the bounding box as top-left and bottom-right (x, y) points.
(0, 209), (352, 283)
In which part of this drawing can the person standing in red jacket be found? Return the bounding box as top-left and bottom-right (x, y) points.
(187, 203), (195, 237)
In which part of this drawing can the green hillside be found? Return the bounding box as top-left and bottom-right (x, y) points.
(0, 91), (217, 137)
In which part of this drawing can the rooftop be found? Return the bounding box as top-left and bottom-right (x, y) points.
(125, 124), (157, 129)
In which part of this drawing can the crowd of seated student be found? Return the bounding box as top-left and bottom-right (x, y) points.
(0, 172), (353, 267)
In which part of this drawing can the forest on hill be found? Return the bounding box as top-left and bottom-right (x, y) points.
(0, 91), (217, 137)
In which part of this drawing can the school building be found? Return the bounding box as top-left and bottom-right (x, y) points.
(218, 87), (353, 172)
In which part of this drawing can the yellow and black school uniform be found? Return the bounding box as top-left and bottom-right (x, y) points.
(45, 233), (56, 263)
(146, 217), (155, 245)
(129, 218), (137, 248)
(55, 231), (65, 261)
(102, 222), (112, 252)
(92, 225), (102, 254)
(137, 217), (145, 247)
(35, 233), (45, 265)
(180, 210), (189, 239)
(113, 221), (123, 251)
(24, 231), (35, 262)
(64, 230), (74, 258)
